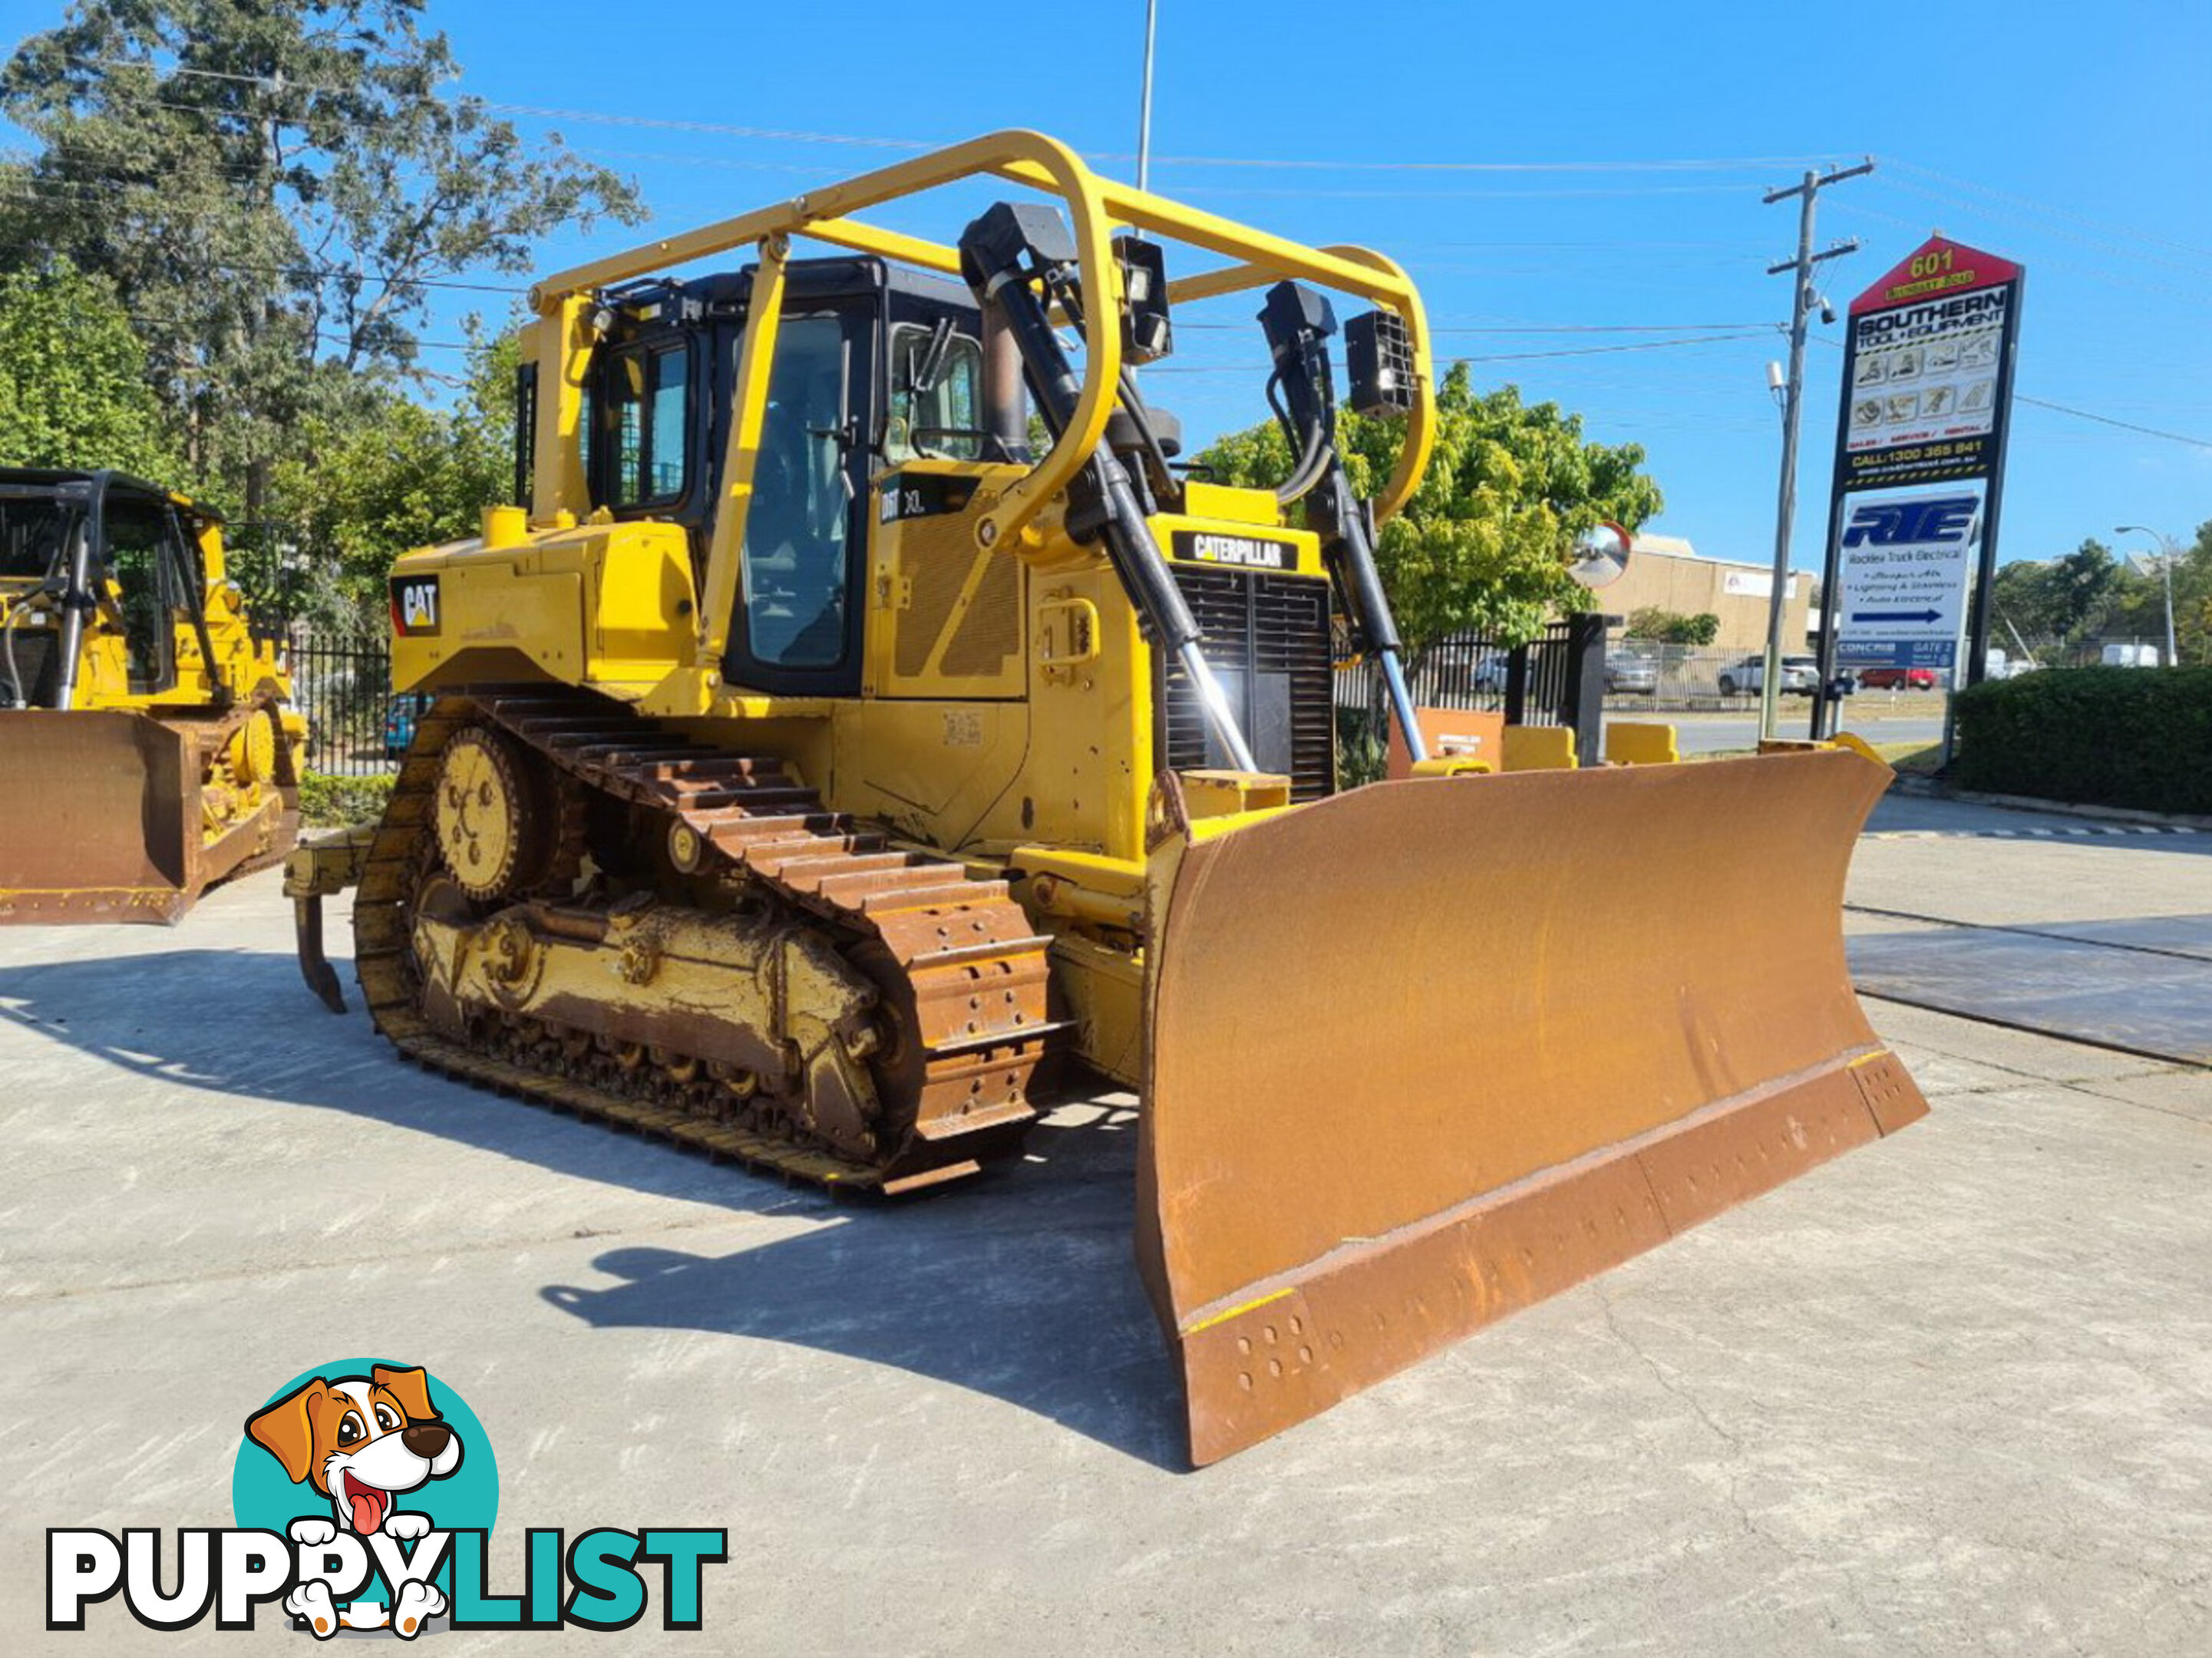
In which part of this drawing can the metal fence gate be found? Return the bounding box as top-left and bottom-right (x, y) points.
(285, 623), (395, 778)
(1334, 615), (1608, 765)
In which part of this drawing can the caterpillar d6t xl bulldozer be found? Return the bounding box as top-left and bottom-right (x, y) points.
(286, 133), (1927, 1464)
(2, 469), (305, 923)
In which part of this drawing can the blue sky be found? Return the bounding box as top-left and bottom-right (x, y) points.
(5, 0), (2207, 568)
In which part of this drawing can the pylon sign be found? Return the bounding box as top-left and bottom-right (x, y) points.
(1833, 235), (2023, 490)
(1814, 233), (2025, 710)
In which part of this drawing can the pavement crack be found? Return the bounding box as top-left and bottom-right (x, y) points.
(1592, 1278), (1742, 1456)
(1590, 1282), (1895, 1634)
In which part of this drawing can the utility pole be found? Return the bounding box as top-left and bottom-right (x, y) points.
(1137, 0), (1160, 193)
(1758, 160), (1872, 741)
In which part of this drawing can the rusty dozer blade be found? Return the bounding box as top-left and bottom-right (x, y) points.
(1137, 745), (1928, 1465)
(0, 709), (198, 924)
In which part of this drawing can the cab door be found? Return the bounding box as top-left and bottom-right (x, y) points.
(720, 307), (873, 697)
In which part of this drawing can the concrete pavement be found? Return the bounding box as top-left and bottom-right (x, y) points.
(1849, 793), (2211, 1063)
(5, 804), (2209, 1653)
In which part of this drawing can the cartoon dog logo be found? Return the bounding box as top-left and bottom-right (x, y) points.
(246, 1364), (462, 1636)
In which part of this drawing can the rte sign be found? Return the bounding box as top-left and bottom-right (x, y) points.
(1834, 492), (1978, 671)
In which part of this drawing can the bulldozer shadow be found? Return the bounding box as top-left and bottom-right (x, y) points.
(537, 1101), (1187, 1468)
(0, 945), (1184, 1465)
(0, 945), (955, 1223)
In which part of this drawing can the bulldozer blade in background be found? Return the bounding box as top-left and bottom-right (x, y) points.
(1137, 747), (1927, 1465)
(0, 708), (294, 924)
(0, 711), (196, 923)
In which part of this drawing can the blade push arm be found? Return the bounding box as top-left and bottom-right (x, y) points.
(959, 203), (1260, 775)
(1259, 283), (1426, 765)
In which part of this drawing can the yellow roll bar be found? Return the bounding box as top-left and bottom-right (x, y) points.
(527, 129), (1435, 556)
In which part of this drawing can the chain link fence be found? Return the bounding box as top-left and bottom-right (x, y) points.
(1603, 642), (1947, 712)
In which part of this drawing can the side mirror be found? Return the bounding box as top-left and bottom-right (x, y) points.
(1567, 521), (1632, 590)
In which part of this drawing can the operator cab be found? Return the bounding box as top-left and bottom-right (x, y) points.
(550, 259), (995, 698)
(0, 470), (216, 707)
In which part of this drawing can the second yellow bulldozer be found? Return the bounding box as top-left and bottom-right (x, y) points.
(2, 468), (306, 923)
(286, 132), (1927, 1465)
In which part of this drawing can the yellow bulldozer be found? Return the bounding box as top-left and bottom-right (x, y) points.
(2, 468), (306, 923)
(285, 132), (1926, 1465)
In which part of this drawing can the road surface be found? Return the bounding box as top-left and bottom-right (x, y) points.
(1612, 711), (1946, 755)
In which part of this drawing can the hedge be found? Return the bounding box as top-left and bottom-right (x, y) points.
(1951, 667), (2212, 816)
(299, 771), (396, 828)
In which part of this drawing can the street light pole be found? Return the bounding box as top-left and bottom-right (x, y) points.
(2115, 525), (2178, 667)
(1759, 161), (1870, 740)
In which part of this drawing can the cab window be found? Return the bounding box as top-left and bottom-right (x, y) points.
(101, 498), (188, 692)
(741, 316), (851, 670)
(884, 322), (983, 462)
(603, 341), (691, 507)
(0, 496), (69, 580)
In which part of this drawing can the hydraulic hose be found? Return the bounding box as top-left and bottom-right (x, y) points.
(960, 207), (1258, 772)
(1258, 284), (1426, 763)
(51, 479), (104, 712)
(2, 595), (37, 707)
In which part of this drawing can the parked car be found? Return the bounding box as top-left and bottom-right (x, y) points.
(1605, 653), (1659, 694)
(1716, 654), (1820, 696)
(1432, 649), (1510, 697)
(383, 691), (432, 759)
(1854, 666), (1939, 690)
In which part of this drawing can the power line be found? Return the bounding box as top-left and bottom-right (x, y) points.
(1148, 330), (1780, 374)
(2015, 395), (2212, 450)
(1174, 318), (1777, 335)
(126, 310), (477, 352)
(1806, 337), (2211, 451)
(1455, 330), (1777, 360)
(1878, 174), (2211, 274)
(55, 56), (1858, 176)
(0, 220), (530, 296)
(1431, 321), (1775, 335)
(1827, 197), (2204, 302)
(1889, 158), (2212, 263)
(1173, 182), (1755, 201)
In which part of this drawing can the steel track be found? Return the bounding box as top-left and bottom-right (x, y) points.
(352, 685), (1059, 1193)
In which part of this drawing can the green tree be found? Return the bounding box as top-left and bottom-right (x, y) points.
(1196, 363), (1663, 649)
(2099, 528), (2212, 666)
(2049, 537), (2124, 647)
(261, 329), (520, 619)
(0, 258), (180, 479)
(1989, 559), (2064, 655)
(0, 1), (642, 524)
(1991, 539), (2127, 661)
(2181, 520), (2212, 667)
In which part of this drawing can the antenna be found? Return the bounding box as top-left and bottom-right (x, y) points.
(1137, 1), (1160, 193)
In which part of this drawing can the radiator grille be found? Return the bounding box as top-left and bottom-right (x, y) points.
(1159, 566), (1335, 801)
